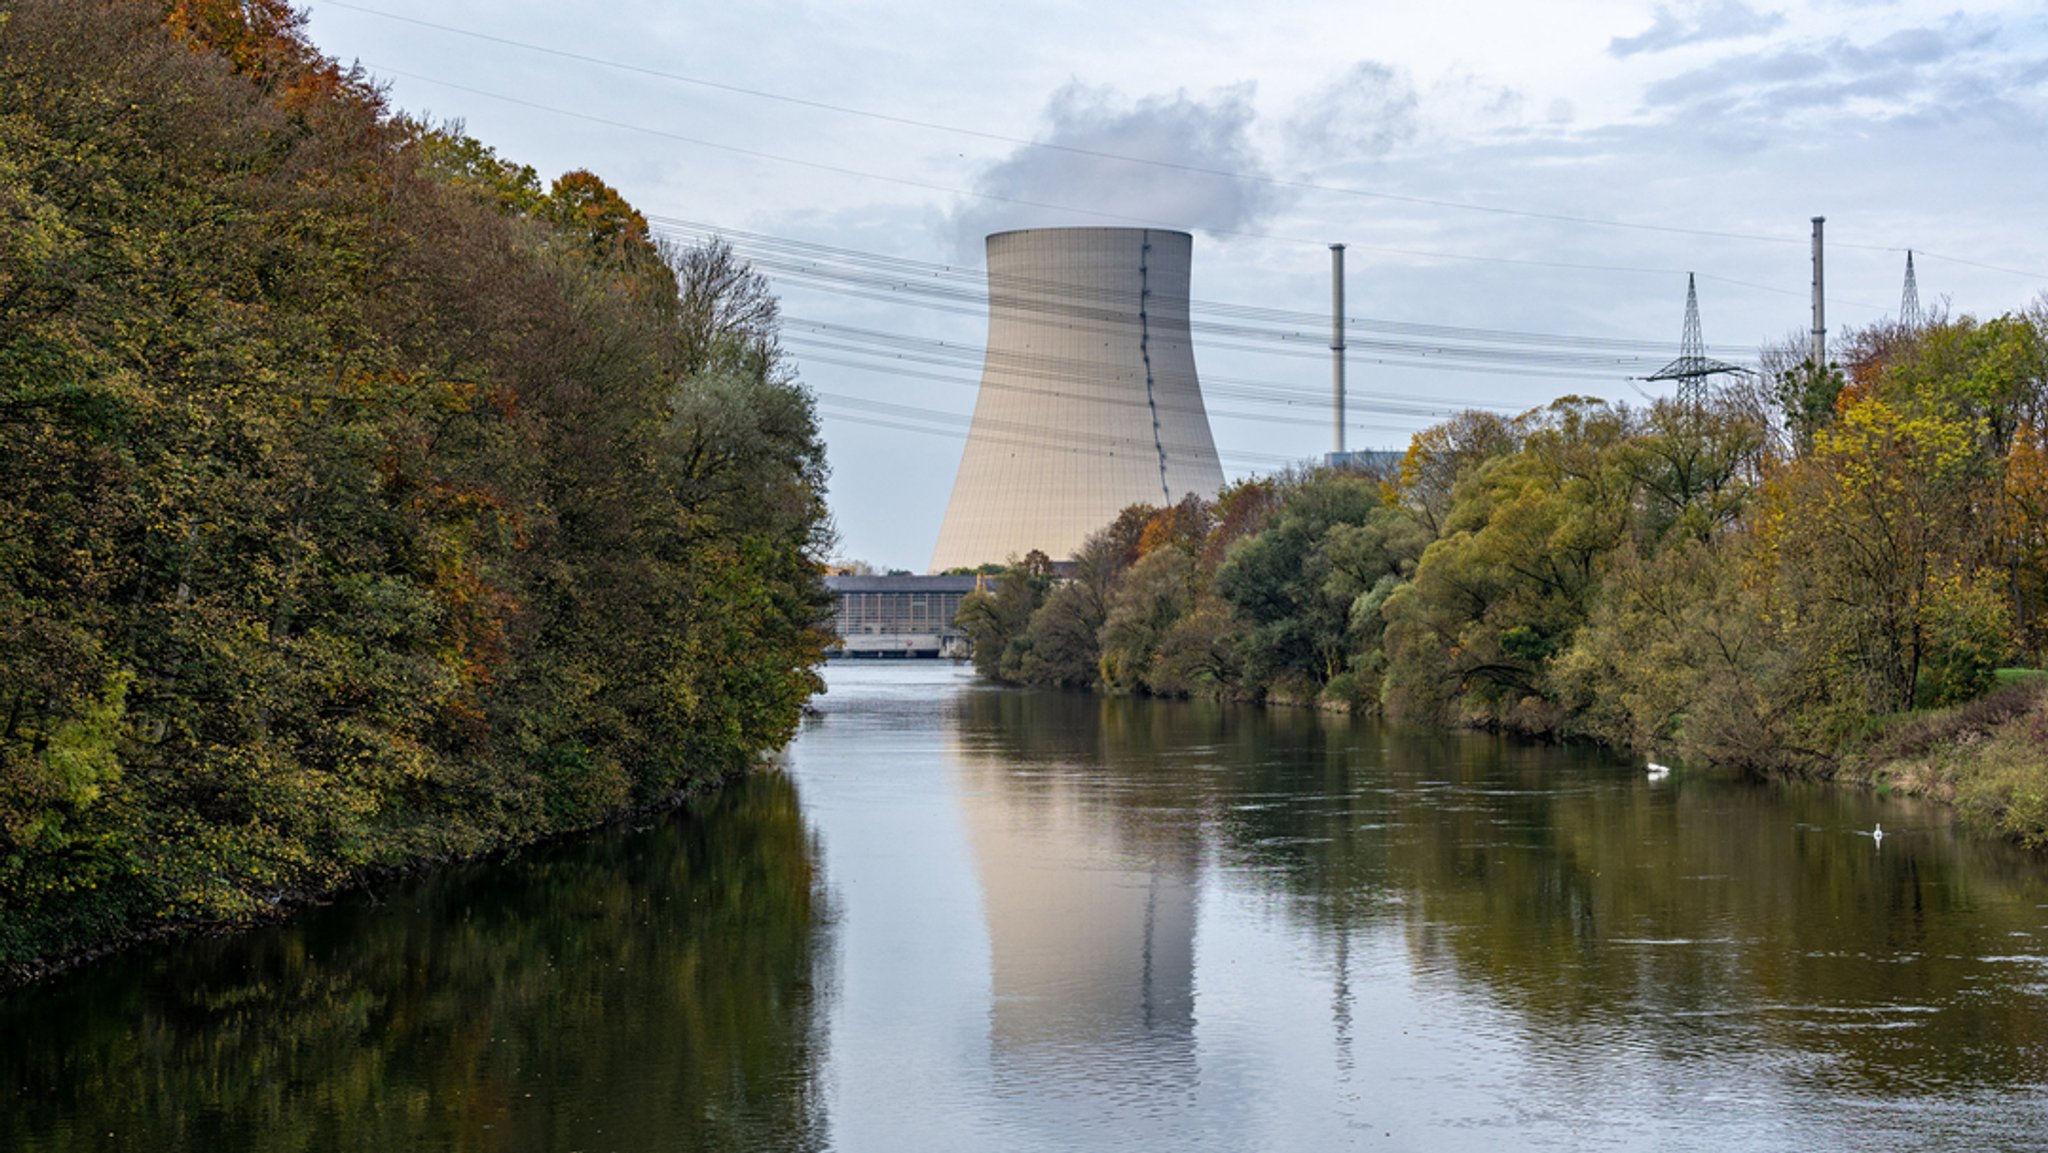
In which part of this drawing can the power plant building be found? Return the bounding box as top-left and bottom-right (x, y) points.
(824, 573), (978, 658)
(929, 228), (1226, 572)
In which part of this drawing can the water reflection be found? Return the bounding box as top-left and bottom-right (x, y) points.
(949, 683), (2048, 1147)
(7, 668), (2047, 1152)
(952, 702), (1198, 1109)
(0, 772), (831, 1153)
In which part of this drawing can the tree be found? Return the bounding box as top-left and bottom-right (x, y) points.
(1391, 410), (1516, 536)
(955, 563), (1046, 681)
(1100, 548), (1197, 692)
(1214, 470), (1393, 696)
(1382, 399), (1633, 731)
(1014, 532), (1127, 688)
(1762, 396), (1996, 716)
(0, 0), (833, 972)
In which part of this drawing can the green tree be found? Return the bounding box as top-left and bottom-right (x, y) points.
(1214, 470), (1397, 698)
(1383, 399), (1632, 731)
(1100, 547), (1198, 692)
(955, 563), (1047, 681)
(0, 0), (831, 975)
(1763, 396), (1996, 717)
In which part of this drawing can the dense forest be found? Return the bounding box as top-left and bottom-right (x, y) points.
(0, 0), (830, 980)
(961, 310), (2048, 842)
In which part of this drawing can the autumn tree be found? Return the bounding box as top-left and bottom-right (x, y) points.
(0, 0), (832, 974)
(1763, 397), (1998, 715)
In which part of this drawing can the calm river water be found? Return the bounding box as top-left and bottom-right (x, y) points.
(6, 662), (2048, 1151)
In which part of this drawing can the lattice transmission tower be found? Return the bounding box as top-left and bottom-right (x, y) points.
(1900, 250), (1923, 329)
(1645, 274), (1750, 412)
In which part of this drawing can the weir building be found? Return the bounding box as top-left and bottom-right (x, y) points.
(929, 228), (1226, 573)
(824, 573), (979, 658)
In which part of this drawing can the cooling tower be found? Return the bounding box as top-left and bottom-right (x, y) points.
(929, 228), (1225, 572)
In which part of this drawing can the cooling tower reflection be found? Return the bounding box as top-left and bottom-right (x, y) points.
(949, 690), (1204, 1120)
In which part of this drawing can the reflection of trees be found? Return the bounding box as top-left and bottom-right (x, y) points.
(1381, 773), (2048, 1096)
(0, 772), (831, 1153)
(952, 686), (2048, 1097)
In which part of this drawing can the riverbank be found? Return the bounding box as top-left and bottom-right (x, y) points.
(991, 664), (2048, 849)
(0, 1), (830, 990)
(953, 327), (2047, 853)
(0, 769), (753, 995)
(1839, 677), (2048, 847)
(1242, 667), (2048, 851)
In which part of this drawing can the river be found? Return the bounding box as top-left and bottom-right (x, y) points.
(5, 662), (2047, 1151)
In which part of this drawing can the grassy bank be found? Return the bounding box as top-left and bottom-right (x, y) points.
(1843, 676), (2048, 847)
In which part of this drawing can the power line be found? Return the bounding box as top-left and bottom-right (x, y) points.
(785, 337), (1539, 411)
(651, 216), (1890, 336)
(646, 223), (1762, 435)
(813, 401), (1307, 469)
(781, 316), (1680, 380)
(363, 63), (1898, 312)
(333, 2), (2048, 288)
(690, 226), (1725, 350)
(1901, 249), (2048, 284)
(652, 220), (1760, 358)
(321, 0), (1817, 248)
(790, 340), (1514, 425)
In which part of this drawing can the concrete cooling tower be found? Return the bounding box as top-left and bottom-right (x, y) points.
(929, 228), (1226, 572)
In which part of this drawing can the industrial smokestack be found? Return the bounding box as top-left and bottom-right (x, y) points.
(1811, 216), (1826, 367)
(1331, 243), (1346, 457)
(929, 228), (1225, 572)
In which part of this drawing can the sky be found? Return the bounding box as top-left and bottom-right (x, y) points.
(300, 0), (2048, 571)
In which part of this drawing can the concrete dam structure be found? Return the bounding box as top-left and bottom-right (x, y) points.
(929, 228), (1225, 572)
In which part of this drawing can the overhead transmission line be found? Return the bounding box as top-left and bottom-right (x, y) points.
(658, 218), (1740, 355)
(644, 221), (1745, 452)
(814, 398), (1311, 470)
(789, 334), (1498, 434)
(644, 221), (1758, 392)
(778, 317), (1656, 385)
(357, 61), (1890, 310)
(325, 0), (2048, 284)
(323, 2), (2048, 285)
(323, 0), (1805, 248)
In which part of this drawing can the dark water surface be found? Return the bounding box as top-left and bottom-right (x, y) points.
(6, 663), (2048, 1151)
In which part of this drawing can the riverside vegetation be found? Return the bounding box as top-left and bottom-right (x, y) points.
(959, 311), (2048, 845)
(0, 0), (831, 983)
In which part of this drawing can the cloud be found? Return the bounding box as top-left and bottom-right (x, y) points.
(946, 83), (1283, 256)
(1638, 22), (1997, 116)
(1286, 61), (1420, 161)
(1610, 0), (1785, 57)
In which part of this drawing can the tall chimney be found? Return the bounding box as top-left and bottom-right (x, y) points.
(1810, 216), (1826, 367)
(1331, 243), (1347, 456)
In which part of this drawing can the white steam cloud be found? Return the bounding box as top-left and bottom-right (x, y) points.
(949, 82), (1283, 258)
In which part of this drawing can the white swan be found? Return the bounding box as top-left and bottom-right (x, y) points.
(1646, 762), (1671, 779)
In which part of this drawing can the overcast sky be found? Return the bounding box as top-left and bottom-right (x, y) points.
(303, 0), (2048, 570)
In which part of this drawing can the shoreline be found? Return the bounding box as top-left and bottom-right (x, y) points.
(1007, 672), (2048, 847)
(0, 769), (745, 997)
(14, 677), (2041, 996)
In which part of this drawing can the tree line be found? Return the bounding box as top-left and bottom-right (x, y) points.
(0, 0), (831, 978)
(959, 305), (2048, 837)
